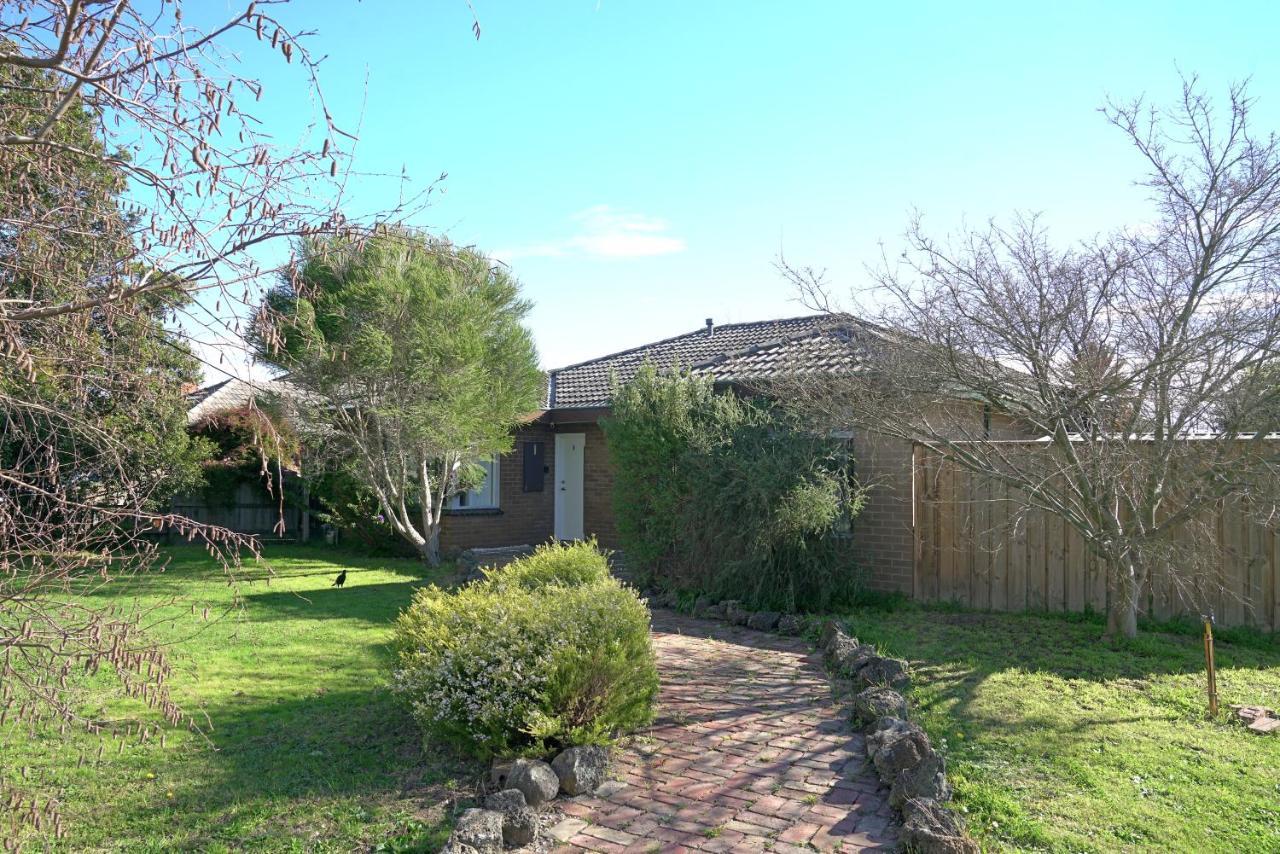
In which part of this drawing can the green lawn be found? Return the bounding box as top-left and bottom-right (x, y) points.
(2, 546), (476, 852)
(10, 548), (1280, 853)
(839, 606), (1280, 852)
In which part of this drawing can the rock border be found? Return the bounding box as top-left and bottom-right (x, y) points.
(825, 616), (976, 854)
(645, 590), (978, 854)
(442, 746), (611, 853)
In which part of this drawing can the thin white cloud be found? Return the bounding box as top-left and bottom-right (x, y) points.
(497, 205), (686, 261)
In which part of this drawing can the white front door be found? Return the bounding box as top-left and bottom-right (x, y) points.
(554, 432), (585, 540)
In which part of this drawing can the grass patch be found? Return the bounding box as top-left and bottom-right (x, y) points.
(837, 606), (1280, 852)
(2, 545), (477, 852)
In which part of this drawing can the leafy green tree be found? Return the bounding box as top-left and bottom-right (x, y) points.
(0, 57), (210, 506)
(603, 365), (864, 611)
(253, 231), (543, 563)
(600, 365), (741, 572)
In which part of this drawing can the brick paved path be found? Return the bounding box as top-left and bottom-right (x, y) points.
(548, 611), (897, 853)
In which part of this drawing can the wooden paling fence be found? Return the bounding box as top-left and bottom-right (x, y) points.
(170, 481), (305, 540)
(912, 446), (1280, 631)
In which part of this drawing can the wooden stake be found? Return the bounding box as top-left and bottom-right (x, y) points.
(1203, 619), (1219, 718)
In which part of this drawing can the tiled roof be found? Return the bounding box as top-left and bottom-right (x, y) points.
(694, 326), (872, 382)
(186, 376), (290, 425)
(189, 317), (878, 420)
(546, 314), (874, 409)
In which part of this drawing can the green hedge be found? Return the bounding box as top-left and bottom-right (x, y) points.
(602, 365), (865, 612)
(392, 540), (657, 757)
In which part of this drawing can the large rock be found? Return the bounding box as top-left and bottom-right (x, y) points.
(723, 600), (749, 625)
(489, 758), (514, 789)
(865, 716), (916, 761)
(872, 723), (935, 783)
(852, 686), (908, 728)
(551, 745), (609, 795)
(439, 841), (479, 854)
(857, 655), (910, 689)
(645, 589), (676, 609)
(900, 798), (978, 854)
(776, 614), (805, 635)
(450, 808), (503, 853)
(457, 545), (535, 582)
(825, 632), (857, 665)
(818, 619), (845, 652)
(484, 789), (538, 846)
(890, 750), (951, 808)
(704, 602), (727, 620)
(831, 639), (879, 677)
(507, 758), (560, 807)
(692, 595), (716, 618)
(747, 611), (782, 631)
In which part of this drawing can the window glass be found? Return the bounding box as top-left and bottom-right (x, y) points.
(451, 456), (499, 509)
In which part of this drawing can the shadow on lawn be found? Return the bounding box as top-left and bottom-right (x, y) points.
(853, 608), (1280, 683)
(243, 579), (437, 623)
(76, 550), (443, 601)
(136, 686), (479, 848)
(840, 607), (1280, 754)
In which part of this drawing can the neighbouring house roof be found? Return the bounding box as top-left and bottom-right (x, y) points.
(186, 376), (290, 425)
(545, 314), (879, 409)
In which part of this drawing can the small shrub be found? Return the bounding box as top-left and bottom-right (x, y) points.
(485, 539), (613, 591)
(392, 540), (657, 757)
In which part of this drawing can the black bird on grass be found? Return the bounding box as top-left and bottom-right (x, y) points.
(332, 570), (347, 588)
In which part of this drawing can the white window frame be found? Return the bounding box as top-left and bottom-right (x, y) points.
(450, 456), (500, 509)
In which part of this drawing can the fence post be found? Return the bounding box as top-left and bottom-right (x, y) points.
(1203, 618), (1219, 718)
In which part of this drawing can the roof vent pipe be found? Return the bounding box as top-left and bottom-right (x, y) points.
(705, 317), (714, 336)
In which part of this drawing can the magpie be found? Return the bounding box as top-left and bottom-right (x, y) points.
(332, 570), (347, 588)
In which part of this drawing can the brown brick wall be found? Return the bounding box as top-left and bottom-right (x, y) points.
(438, 418), (621, 554)
(580, 421), (620, 549)
(439, 423), (557, 553)
(849, 430), (916, 594)
(440, 404), (1014, 595)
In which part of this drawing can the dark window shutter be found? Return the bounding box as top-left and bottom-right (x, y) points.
(523, 441), (545, 492)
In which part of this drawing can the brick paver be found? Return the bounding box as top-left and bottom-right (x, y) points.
(549, 611), (897, 852)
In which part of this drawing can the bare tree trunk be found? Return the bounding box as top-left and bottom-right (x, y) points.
(418, 453), (443, 567)
(1106, 554), (1140, 640)
(418, 531), (442, 566)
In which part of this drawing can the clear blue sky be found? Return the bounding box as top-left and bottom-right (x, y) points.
(203, 0), (1280, 377)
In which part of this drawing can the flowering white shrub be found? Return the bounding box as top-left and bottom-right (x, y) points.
(392, 540), (657, 756)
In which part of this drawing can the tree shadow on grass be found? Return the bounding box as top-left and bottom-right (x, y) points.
(76, 551), (448, 601)
(621, 611), (1273, 851)
(851, 608), (1280, 686)
(242, 579), (436, 624)
(134, 686), (481, 850)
